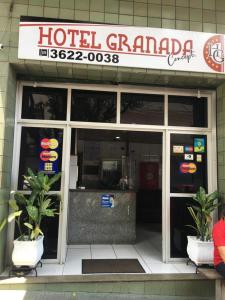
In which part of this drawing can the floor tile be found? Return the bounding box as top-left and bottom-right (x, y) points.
(66, 248), (91, 262)
(91, 247), (116, 259)
(91, 244), (113, 249)
(3, 227), (193, 276)
(63, 260), (82, 275)
(148, 263), (179, 274)
(136, 257), (152, 274)
(173, 263), (196, 273)
(113, 245), (141, 258)
(68, 244), (90, 249)
(36, 263), (63, 276)
(63, 248), (91, 275)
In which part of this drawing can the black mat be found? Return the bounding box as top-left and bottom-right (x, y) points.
(82, 259), (145, 274)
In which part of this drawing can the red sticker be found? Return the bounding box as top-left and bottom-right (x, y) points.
(203, 35), (224, 72)
(40, 138), (50, 149)
(40, 150), (51, 161)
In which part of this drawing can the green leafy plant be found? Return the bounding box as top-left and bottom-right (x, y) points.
(0, 168), (61, 241)
(187, 186), (219, 241)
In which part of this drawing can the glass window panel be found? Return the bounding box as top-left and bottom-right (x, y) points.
(170, 197), (196, 258)
(18, 127), (63, 191)
(170, 134), (207, 193)
(71, 90), (116, 123)
(22, 86), (67, 120)
(120, 93), (164, 125)
(168, 95), (207, 127)
(41, 195), (59, 259)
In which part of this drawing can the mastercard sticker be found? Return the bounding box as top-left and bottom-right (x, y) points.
(49, 138), (58, 149)
(40, 150), (51, 161)
(40, 138), (50, 149)
(180, 162), (197, 174)
(49, 151), (58, 162)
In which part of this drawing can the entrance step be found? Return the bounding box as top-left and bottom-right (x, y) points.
(0, 291), (214, 300)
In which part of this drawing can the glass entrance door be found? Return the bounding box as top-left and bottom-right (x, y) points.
(169, 133), (208, 259)
(14, 125), (65, 261)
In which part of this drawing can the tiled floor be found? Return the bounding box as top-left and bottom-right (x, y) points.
(1, 225), (196, 276)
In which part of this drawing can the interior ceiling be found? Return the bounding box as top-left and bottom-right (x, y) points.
(76, 129), (162, 144)
(13, 62), (225, 90)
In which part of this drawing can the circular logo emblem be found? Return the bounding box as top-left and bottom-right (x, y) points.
(180, 162), (189, 174)
(40, 150), (51, 161)
(49, 138), (58, 149)
(49, 151), (58, 162)
(40, 138), (50, 149)
(203, 35), (224, 72)
(188, 163), (197, 174)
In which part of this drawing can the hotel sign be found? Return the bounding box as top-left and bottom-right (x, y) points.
(18, 22), (224, 73)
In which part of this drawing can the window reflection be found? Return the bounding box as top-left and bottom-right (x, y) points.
(170, 197), (196, 258)
(168, 96), (207, 127)
(71, 90), (116, 123)
(22, 86), (67, 120)
(121, 93), (164, 125)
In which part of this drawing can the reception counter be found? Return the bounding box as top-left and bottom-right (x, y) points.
(68, 189), (136, 244)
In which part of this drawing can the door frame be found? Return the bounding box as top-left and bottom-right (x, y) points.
(8, 122), (68, 264)
(8, 81), (216, 264)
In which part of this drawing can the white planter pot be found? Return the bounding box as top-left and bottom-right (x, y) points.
(12, 235), (44, 267)
(187, 236), (214, 265)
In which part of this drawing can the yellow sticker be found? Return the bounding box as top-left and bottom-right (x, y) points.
(49, 138), (58, 149)
(49, 151), (58, 162)
(196, 154), (202, 162)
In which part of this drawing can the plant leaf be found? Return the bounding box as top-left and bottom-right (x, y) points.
(24, 222), (33, 230)
(42, 209), (56, 217)
(31, 225), (43, 240)
(26, 206), (38, 222)
(48, 173), (61, 187)
(0, 219), (7, 232)
(14, 193), (28, 206)
(8, 210), (22, 222)
(40, 198), (51, 212)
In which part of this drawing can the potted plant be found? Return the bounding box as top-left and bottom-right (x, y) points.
(0, 168), (61, 267)
(187, 186), (219, 265)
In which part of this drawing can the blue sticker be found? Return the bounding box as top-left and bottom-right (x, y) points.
(184, 146), (193, 153)
(101, 194), (114, 208)
(194, 138), (205, 153)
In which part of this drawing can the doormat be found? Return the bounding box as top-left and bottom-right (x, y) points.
(82, 259), (145, 274)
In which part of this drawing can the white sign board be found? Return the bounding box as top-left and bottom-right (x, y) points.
(18, 22), (224, 73)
